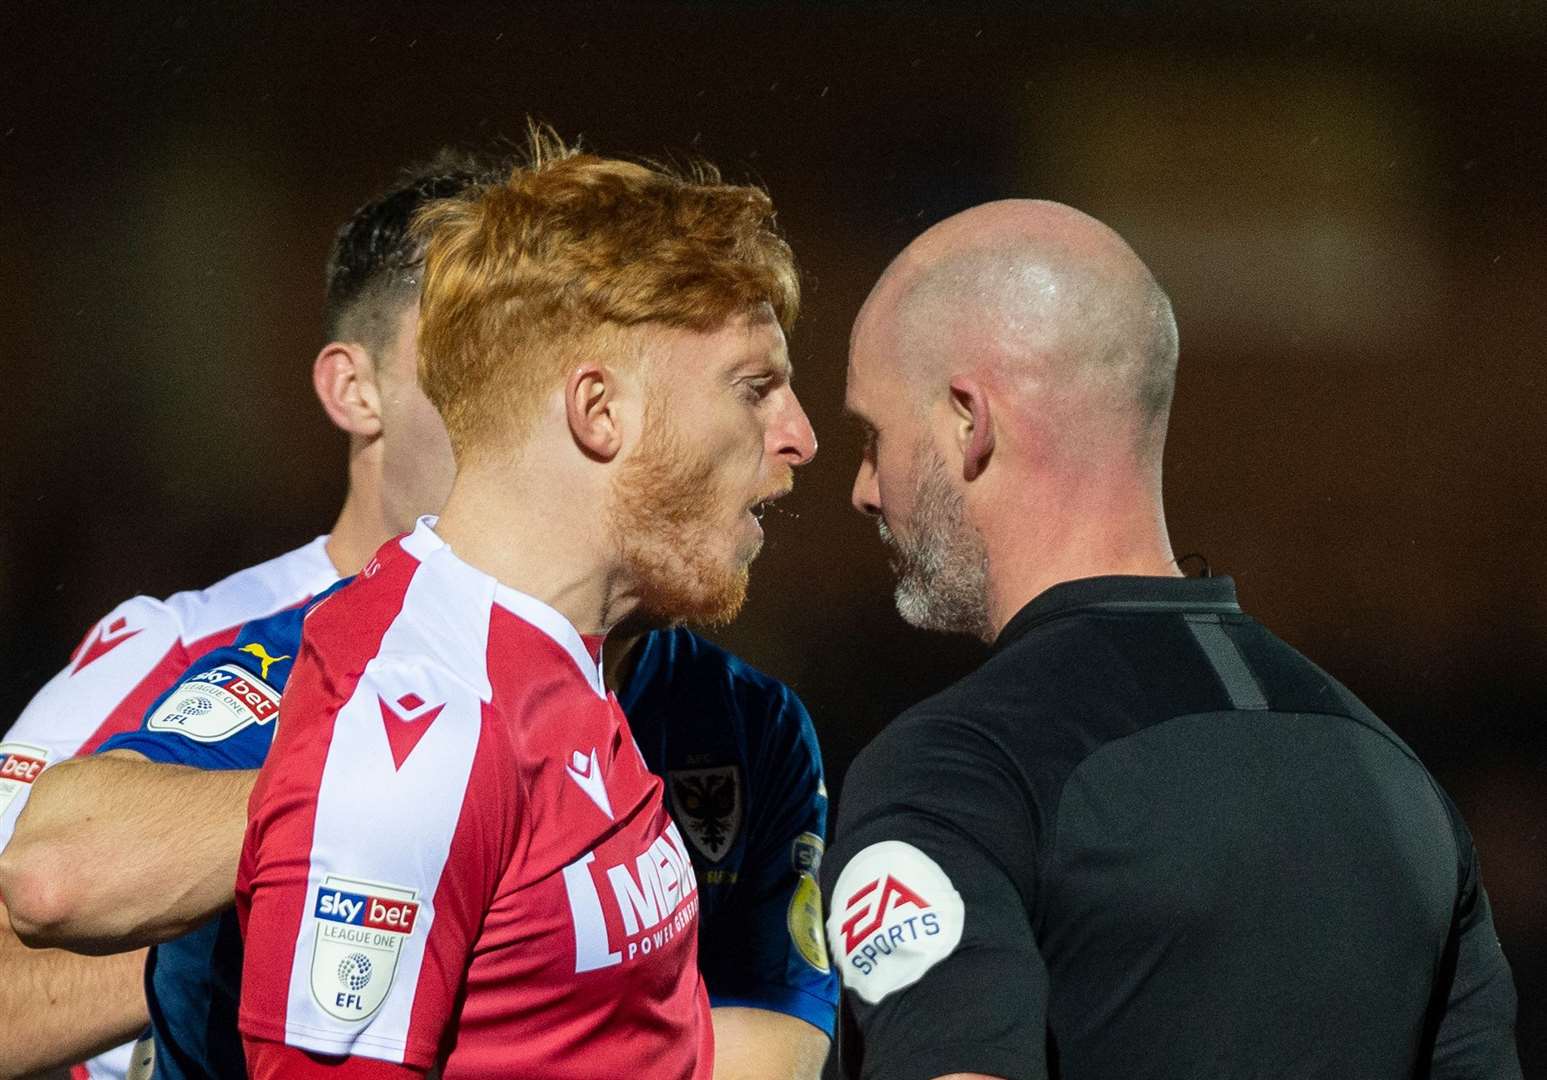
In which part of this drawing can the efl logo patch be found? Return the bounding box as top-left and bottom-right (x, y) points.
(826, 840), (964, 1004)
(310, 875), (421, 1022)
(668, 764), (742, 862)
(146, 664), (280, 743)
(0, 742), (49, 816)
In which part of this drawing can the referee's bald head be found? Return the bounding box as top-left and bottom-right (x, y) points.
(854, 199), (1178, 469)
(846, 200), (1183, 639)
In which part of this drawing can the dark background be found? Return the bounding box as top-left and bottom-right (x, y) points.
(2, 1), (1542, 1071)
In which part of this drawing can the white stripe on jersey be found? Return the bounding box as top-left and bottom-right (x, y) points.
(281, 539), (493, 1059)
(405, 516), (606, 698)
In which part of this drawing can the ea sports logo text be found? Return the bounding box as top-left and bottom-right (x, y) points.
(840, 874), (942, 977)
(841, 874), (930, 953)
(825, 840), (965, 1004)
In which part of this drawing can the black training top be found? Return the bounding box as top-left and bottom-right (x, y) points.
(820, 575), (1520, 1080)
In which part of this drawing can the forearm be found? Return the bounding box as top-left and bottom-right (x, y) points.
(710, 1006), (830, 1080)
(0, 751), (256, 952)
(0, 899), (148, 1080)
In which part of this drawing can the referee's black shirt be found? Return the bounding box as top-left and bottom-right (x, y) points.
(821, 575), (1520, 1080)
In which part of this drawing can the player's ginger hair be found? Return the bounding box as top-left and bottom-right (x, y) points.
(413, 127), (800, 459)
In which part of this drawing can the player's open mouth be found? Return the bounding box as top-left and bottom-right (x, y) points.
(747, 483), (792, 524)
(745, 479), (792, 529)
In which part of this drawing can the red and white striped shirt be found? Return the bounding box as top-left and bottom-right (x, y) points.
(0, 535), (339, 1080)
(237, 519), (712, 1078)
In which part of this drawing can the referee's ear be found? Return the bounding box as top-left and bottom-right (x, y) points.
(949, 375), (994, 482)
(313, 341), (383, 440)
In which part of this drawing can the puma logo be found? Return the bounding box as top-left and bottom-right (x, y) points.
(239, 643), (291, 681)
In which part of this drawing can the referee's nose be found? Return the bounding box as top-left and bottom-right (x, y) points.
(851, 455), (880, 517)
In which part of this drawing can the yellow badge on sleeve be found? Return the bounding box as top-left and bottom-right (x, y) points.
(788, 872), (830, 972)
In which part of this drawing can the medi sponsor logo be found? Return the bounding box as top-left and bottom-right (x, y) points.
(563, 820), (702, 972)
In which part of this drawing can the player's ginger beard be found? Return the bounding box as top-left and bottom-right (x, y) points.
(609, 400), (758, 627)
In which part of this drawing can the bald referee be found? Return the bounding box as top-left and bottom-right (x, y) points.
(823, 199), (1521, 1079)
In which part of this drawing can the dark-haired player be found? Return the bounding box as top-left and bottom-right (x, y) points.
(1, 150), (835, 1078)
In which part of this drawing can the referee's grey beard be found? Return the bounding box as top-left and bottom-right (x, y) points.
(878, 446), (992, 640)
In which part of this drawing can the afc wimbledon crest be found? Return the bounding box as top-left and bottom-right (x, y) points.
(310, 875), (420, 1023)
(668, 765), (743, 862)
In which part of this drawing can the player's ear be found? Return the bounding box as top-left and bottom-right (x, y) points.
(949, 375), (994, 481)
(314, 342), (383, 439)
(565, 362), (623, 462)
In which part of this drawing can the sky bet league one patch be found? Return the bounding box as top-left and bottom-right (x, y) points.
(311, 876), (421, 1022)
(147, 665), (281, 743)
(826, 840), (964, 1004)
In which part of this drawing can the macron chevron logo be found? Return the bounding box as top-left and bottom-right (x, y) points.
(565, 748), (613, 820)
(71, 615), (142, 675)
(378, 692), (444, 770)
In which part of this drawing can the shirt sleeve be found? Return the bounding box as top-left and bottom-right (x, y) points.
(1, 595), (187, 849)
(1427, 795), (1523, 1080)
(820, 713), (1048, 1080)
(700, 683), (839, 1035)
(97, 645), (286, 769)
(99, 582), (347, 769)
(238, 652), (511, 1072)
